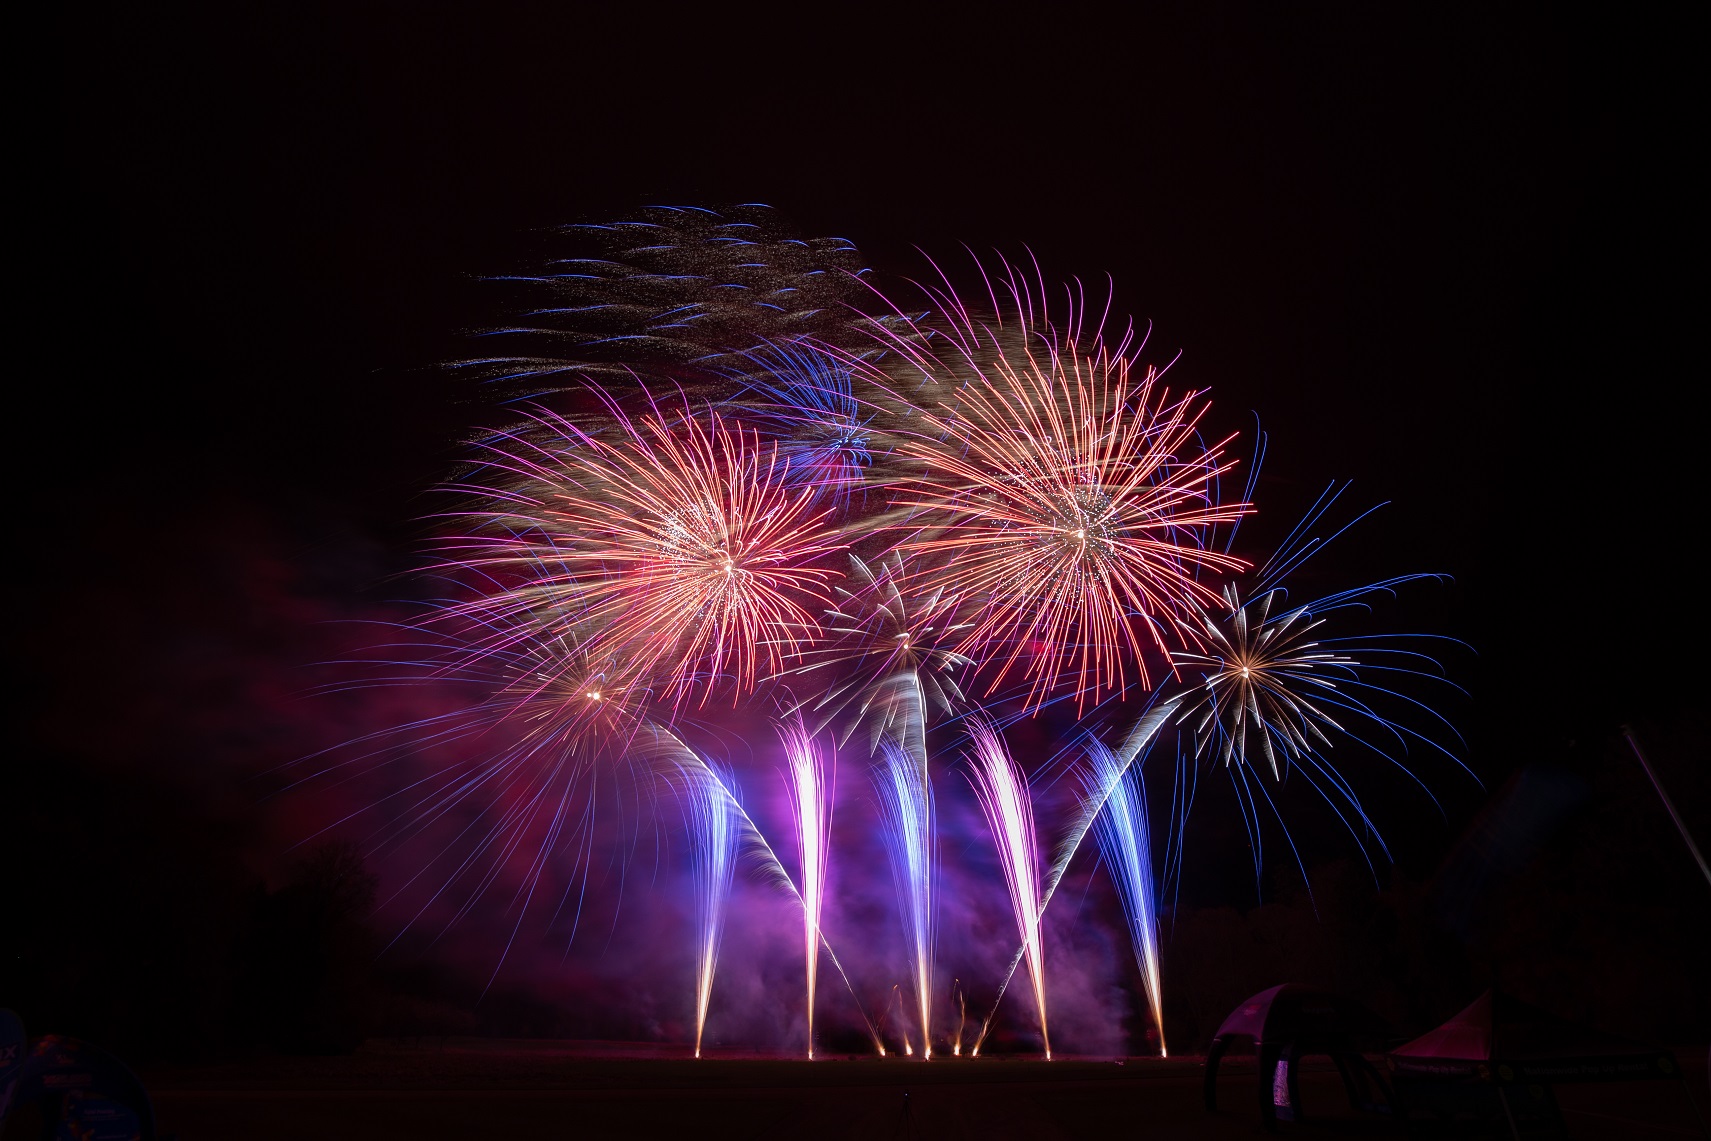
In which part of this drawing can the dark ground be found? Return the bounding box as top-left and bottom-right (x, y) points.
(120, 1042), (1709, 1140)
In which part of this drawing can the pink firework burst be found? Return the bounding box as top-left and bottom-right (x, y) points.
(850, 260), (1253, 710)
(438, 395), (848, 709)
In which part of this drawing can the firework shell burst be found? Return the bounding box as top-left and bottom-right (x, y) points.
(437, 395), (848, 708)
(456, 204), (873, 396)
(841, 262), (1255, 711)
(1173, 584), (1350, 778)
(780, 551), (974, 757)
(723, 340), (877, 507)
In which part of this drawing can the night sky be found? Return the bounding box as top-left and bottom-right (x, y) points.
(23, 4), (1703, 1056)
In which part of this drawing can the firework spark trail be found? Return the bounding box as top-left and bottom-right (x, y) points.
(973, 697), (1180, 1052)
(968, 720), (1050, 1058)
(679, 760), (739, 1058)
(952, 980), (968, 1056)
(780, 717), (834, 1058)
(437, 397), (846, 708)
(778, 552), (973, 759)
(1170, 574), (1472, 890)
(1174, 585), (1351, 779)
(875, 739), (937, 1058)
(1088, 741), (1167, 1056)
(647, 726), (881, 1052)
(728, 340), (876, 507)
(843, 260), (1253, 711)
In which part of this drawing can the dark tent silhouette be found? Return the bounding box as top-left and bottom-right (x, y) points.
(1204, 984), (1394, 1131)
(1387, 989), (1697, 1137)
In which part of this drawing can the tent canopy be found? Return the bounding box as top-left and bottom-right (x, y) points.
(1203, 985), (1397, 1124)
(1389, 989), (1680, 1084)
(1212, 984), (1378, 1046)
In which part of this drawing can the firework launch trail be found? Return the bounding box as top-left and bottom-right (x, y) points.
(780, 718), (833, 1057)
(968, 720), (1051, 1059)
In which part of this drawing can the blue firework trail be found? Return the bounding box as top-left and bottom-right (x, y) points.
(875, 738), (938, 1057)
(680, 757), (740, 1058)
(729, 340), (876, 506)
(1088, 740), (1167, 1056)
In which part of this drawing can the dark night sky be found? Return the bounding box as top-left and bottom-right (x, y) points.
(54, 3), (1696, 730)
(26, 2), (1704, 1044)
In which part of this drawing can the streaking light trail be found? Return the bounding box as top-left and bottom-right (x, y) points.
(876, 739), (937, 1058)
(781, 717), (834, 1058)
(1088, 741), (1167, 1056)
(968, 720), (1050, 1059)
(680, 759), (739, 1058)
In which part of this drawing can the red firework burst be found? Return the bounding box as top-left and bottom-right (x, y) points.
(439, 396), (847, 708)
(853, 265), (1252, 708)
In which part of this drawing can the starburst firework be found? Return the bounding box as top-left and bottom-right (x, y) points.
(439, 398), (847, 707)
(781, 552), (973, 756)
(850, 264), (1253, 709)
(729, 340), (877, 506)
(1173, 585), (1351, 778)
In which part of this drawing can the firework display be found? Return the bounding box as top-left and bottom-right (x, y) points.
(297, 206), (1467, 1059)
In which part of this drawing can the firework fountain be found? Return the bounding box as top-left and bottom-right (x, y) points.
(681, 760), (739, 1058)
(1089, 740), (1168, 1056)
(289, 206), (1468, 1060)
(875, 739), (937, 1057)
(654, 725), (880, 1055)
(968, 720), (1051, 1058)
(781, 718), (833, 1057)
(971, 698), (1182, 1054)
